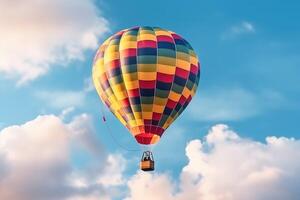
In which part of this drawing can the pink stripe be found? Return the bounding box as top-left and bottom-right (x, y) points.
(171, 33), (183, 39)
(157, 35), (173, 42)
(175, 67), (189, 78)
(179, 96), (186, 105)
(137, 40), (157, 48)
(190, 64), (198, 74)
(157, 73), (173, 83)
(121, 48), (137, 57)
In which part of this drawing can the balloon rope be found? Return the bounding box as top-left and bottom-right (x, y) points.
(99, 105), (142, 152)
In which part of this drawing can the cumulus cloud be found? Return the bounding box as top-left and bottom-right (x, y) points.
(125, 124), (300, 200)
(1, 115), (299, 200)
(0, 0), (108, 84)
(0, 114), (124, 200)
(188, 87), (286, 121)
(221, 21), (255, 40)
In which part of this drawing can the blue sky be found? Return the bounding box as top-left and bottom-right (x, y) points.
(0, 0), (300, 199)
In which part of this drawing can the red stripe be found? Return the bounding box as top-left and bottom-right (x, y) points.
(179, 96), (186, 105)
(121, 98), (130, 107)
(190, 64), (198, 74)
(121, 48), (137, 57)
(150, 126), (156, 133)
(135, 133), (153, 145)
(156, 127), (164, 136)
(144, 120), (152, 125)
(128, 89), (139, 97)
(137, 40), (157, 48)
(186, 95), (192, 103)
(152, 112), (162, 120)
(166, 99), (177, 108)
(157, 72), (173, 83)
(171, 33), (183, 39)
(107, 59), (120, 69)
(144, 125), (151, 132)
(139, 80), (156, 89)
(175, 67), (189, 78)
(157, 35), (173, 42)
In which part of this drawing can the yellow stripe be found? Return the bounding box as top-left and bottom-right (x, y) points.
(104, 51), (119, 60)
(125, 80), (139, 89)
(176, 59), (190, 70)
(153, 104), (165, 113)
(119, 30), (140, 128)
(138, 72), (156, 80)
(142, 111), (153, 119)
(154, 30), (171, 36)
(157, 64), (176, 74)
(138, 34), (156, 41)
(119, 41), (137, 50)
(182, 87), (192, 98)
(190, 55), (198, 66)
(169, 91), (181, 101)
(122, 73), (138, 81)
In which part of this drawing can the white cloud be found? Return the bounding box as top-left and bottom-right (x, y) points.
(68, 114), (104, 156)
(97, 154), (126, 187)
(232, 21), (255, 34)
(125, 124), (300, 200)
(2, 115), (300, 200)
(0, 0), (108, 85)
(125, 172), (175, 200)
(0, 114), (124, 200)
(222, 21), (255, 40)
(188, 87), (285, 121)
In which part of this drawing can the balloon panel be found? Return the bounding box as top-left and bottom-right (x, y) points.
(93, 26), (200, 145)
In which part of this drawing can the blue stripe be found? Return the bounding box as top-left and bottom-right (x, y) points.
(137, 48), (157, 56)
(158, 42), (175, 50)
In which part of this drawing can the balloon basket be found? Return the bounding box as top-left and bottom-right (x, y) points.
(140, 151), (155, 171)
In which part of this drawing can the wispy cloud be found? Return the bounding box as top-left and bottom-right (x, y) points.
(188, 87), (286, 121)
(59, 107), (75, 120)
(231, 21), (255, 34)
(35, 90), (86, 109)
(0, 0), (108, 85)
(83, 77), (95, 93)
(221, 21), (255, 40)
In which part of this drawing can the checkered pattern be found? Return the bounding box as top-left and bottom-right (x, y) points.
(92, 26), (200, 145)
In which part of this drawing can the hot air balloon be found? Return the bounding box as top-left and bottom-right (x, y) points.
(92, 26), (200, 171)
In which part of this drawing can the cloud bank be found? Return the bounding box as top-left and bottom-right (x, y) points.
(1, 116), (299, 200)
(0, 0), (108, 84)
(125, 124), (300, 200)
(0, 114), (124, 200)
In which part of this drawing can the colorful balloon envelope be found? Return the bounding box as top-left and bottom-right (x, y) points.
(92, 26), (200, 145)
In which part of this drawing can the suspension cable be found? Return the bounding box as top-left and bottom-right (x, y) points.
(99, 105), (142, 152)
